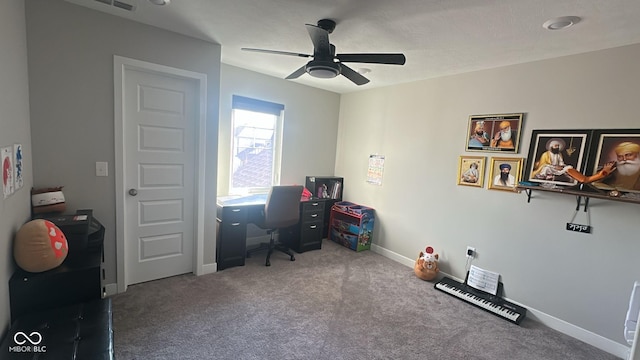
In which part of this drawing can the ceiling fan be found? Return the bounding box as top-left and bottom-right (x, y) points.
(241, 19), (406, 86)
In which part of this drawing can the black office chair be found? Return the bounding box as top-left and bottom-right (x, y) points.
(246, 185), (304, 266)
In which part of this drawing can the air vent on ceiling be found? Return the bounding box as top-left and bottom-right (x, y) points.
(93, 0), (136, 11)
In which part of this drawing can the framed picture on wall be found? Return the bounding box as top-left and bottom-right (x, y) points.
(488, 157), (524, 191)
(523, 129), (592, 187)
(587, 129), (640, 193)
(466, 113), (524, 153)
(457, 156), (486, 187)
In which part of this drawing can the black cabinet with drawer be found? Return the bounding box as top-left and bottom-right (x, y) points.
(281, 200), (326, 253)
(305, 176), (343, 238)
(9, 241), (103, 322)
(216, 204), (249, 270)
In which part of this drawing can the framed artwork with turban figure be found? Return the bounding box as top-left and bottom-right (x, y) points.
(466, 113), (524, 153)
(488, 157), (524, 191)
(524, 129), (592, 188)
(587, 129), (640, 194)
(457, 156), (486, 187)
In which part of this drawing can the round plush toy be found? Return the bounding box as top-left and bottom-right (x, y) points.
(414, 246), (439, 281)
(14, 219), (68, 272)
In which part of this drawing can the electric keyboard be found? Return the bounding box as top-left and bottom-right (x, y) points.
(434, 276), (527, 325)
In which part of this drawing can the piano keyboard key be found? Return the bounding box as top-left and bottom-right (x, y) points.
(435, 277), (526, 325)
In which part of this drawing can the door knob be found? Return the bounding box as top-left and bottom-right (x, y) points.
(128, 188), (138, 196)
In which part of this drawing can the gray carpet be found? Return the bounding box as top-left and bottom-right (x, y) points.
(112, 240), (618, 360)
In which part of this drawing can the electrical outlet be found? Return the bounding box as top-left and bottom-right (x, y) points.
(466, 246), (476, 258)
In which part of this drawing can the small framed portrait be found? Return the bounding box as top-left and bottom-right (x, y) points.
(466, 113), (524, 153)
(587, 129), (640, 193)
(524, 130), (592, 187)
(488, 157), (524, 191)
(457, 156), (486, 187)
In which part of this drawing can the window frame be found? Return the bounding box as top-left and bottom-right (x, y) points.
(228, 95), (284, 195)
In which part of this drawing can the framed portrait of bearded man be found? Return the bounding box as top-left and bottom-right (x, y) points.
(488, 157), (524, 191)
(466, 113), (524, 153)
(587, 129), (640, 194)
(524, 129), (592, 188)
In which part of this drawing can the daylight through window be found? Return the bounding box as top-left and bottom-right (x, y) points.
(230, 96), (284, 194)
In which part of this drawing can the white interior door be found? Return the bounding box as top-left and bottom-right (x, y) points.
(116, 58), (204, 287)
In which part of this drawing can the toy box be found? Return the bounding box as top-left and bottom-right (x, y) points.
(328, 203), (374, 252)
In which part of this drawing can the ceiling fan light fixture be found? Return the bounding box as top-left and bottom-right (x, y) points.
(306, 62), (340, 79)
(308, 68), (339, 79)
(543, 16), (581, 30)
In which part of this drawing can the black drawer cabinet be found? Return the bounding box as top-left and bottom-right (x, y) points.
(216, 204), (249, 270)
(9, 248), (102, 322)
(281, 200), (325, 253)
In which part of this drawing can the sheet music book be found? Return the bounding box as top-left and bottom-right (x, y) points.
(467, 265), (500, 296)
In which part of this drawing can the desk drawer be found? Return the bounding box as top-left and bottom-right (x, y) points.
(221, 206), (246, 222)
(299, 220), (323, 252)
(303, 201), (324, 212)
(302, 209), (323, 222)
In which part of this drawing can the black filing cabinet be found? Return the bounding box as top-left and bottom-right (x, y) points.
(10, 209), (105, 322)
(281, 200), (325, 253)
(305, 176), (343, 238)
(216, 204), (249, 270)
(9, 251), (102, 322)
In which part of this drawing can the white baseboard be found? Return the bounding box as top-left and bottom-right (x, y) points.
(102, 283), (118, 297)
(370, 243), (630, 359)
(201, 262), (217, 275)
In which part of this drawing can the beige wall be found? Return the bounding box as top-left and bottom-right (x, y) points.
(25, 0), (222, 280)
(0, 0), (34, 335)
(8, 0), (639, 355)
(337, 43), (640, 354)
(217, 64), (341, 196)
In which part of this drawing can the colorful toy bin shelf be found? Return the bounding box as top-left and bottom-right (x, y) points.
(329, 202), (375, 252)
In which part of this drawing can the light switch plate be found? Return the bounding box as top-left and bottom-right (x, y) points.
(96, 161), (108, 177)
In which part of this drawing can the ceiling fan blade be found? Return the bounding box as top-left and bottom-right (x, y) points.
(340, 64), (370, 86)
(241, 48), (312, 58)
(336, 53), (406, 65)
(285, 65), (307, 80)
(305, 24), (331, 57)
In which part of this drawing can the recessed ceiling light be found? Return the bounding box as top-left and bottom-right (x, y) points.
(148, 0), (170, 5)
(357, 68), (371, 75)
(543, 16), (581, 30)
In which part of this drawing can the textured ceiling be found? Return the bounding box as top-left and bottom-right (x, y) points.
(65, 0), (640, 94)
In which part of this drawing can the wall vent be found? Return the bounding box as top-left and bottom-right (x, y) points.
(113, 0), (135, 11)
(92, 0), (136, 11)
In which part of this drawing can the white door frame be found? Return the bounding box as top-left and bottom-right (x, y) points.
(114, 55), (207, 293)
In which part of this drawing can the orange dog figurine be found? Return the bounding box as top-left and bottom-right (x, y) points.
(414, 246), (439, 281)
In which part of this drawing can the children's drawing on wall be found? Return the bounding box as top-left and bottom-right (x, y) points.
(2, 146), (14, 198)
(14, 143), (23, 191)
(367, 154), (385, 186)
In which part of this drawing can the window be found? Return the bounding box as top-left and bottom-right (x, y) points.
(230, 95), (284, 194)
